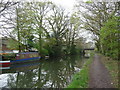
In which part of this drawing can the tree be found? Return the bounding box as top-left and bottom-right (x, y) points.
(69, 13), (81, 54)
(0, 1), (18, 39)
(25, 1), (53, 55)
(1, 1), (85, 56)
(47, 5), (69, 56)
(0, 0), (18, 15)
(76, 1), (119, 52)
(100, 16), (119, 60)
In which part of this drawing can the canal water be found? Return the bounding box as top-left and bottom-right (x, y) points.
(0, 55), (89, 88)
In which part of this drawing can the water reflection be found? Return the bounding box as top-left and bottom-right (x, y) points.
(0, 55), (88, 88)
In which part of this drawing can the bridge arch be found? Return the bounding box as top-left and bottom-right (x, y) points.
(82, 48), (95, 56)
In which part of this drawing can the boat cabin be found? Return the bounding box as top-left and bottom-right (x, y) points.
(16, 52), (40, 60)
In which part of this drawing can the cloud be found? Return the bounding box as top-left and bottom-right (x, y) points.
(48, 0), (77, 12)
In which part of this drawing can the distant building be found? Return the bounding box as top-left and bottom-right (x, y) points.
(0, 37), (19, 53)
(0, 37), (37, 53)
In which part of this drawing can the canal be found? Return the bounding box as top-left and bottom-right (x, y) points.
(0, 55), (89, 88)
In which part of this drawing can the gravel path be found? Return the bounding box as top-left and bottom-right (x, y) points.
(89, 54), (113, 88)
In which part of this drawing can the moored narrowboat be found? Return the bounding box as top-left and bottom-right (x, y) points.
(0, 61), (10, 67)
(1, 52), (41, 66)
(11, 52), (41, 64)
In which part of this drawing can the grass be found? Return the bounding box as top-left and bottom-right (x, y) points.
(67, 53), (94, 88)
(100, 55), (119, 88)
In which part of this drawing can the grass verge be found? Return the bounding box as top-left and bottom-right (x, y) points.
(100, 55), (119, 88)
(67, 53), (94, 88)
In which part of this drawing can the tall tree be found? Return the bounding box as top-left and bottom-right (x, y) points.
(0, 1), (18, 38)
(47, 5), (69, 56)
(64, 12), (81, 54)
(28, 1), (52, 55)
(100, 16), (119, 60)
(76, 1), (119, 51)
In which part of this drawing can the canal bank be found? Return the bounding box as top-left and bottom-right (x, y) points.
(67, 53), (118, 88)
(67, 53), (94, 88)
(100, 54), (119, 88)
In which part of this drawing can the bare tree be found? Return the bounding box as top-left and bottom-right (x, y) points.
(0, 0), (18, 39)
(47, 5), (69, 45)
(0, 0), (18, 15)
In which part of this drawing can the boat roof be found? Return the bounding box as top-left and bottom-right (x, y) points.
(18, 52), (38, 54)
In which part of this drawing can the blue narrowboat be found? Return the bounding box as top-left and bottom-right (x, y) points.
(11, 52), (41, 64)
(0, 52), (41, 67)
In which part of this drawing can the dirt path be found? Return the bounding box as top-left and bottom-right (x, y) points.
(89, 54), (113, 88)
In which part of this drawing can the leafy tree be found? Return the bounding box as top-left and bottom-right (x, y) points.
(1, 1), (85, 57)
(76, 1), (118, 52)
(100, 16), (119, 60)
(26, 1), (52, 55)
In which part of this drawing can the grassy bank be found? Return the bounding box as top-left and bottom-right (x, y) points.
(67, 53), (94, 88)
(100, 55), (119, 88)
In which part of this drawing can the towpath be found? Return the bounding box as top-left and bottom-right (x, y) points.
(89, 54), (113, 88)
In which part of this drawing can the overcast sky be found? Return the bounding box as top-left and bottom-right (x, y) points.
(48, 0), (77, 12)
(48, 0), (89, 13)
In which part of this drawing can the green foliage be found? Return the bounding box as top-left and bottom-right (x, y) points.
(27, 35), (35, 49)
(40, 48), (49, 56)
(9, 1), (84, 56)
(7, 39), (19, 50)
(3, 53), (16, 60)
(77, 2), (118, 52)
(85, 0), (92, 3)
(68, 70), (88, 88)
(32, 39), (48, 56)
(100, 16), (119, 59)
(67, 53), (93, 88)
(70, 45), (77, 55)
